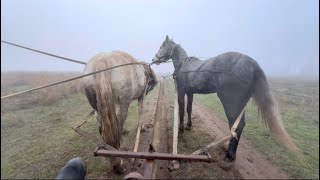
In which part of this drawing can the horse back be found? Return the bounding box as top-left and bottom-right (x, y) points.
(83, 51), (147, 103)
(177, 52), (258, 94)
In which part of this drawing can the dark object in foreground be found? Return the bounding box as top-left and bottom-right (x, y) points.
(56, 157), (86, 180)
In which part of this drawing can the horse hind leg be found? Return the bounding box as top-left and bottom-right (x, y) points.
(225, 111), (246, 162)
(186, 93), (193, 130)
(218, 92), (250, 162)
(109, 103), (130, 174)
(116, 103), (130, 135)
(84, 87), (102, 134)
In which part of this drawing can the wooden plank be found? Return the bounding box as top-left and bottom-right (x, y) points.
(94, 149), (212, 162)
(150, 79), (164, 179)
(173, 80), (179, 155)
(170, 80), (180, 170)
(191, 135), (232, 155)
(133, 125), (142, 152)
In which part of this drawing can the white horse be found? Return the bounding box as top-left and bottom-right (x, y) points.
(83, 51), (157, 174)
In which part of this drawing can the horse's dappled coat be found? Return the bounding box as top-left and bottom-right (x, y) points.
(152, 35), (299, 162)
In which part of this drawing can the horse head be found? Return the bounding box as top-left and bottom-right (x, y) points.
(152, 35), (176, 65)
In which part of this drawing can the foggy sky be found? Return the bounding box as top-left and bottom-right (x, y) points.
(1, 0), (319, 78)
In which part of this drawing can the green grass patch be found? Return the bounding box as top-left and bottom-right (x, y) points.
(1, 93), (139, 179)
(194, 79), (319, 179)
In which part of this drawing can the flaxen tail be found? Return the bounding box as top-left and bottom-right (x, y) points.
(252, 65), (299, 152)
(94, 71), (120, 149)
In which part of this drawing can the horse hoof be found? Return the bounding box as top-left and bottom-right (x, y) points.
(185, 125), (192, 130)
(140, 128), (146, 133)
(113, 165), (126, 174)
(218, 160), (233, 170)
(178, 133), (183, 138)
(224, 153), (236, 162)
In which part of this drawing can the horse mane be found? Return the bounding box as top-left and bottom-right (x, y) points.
(142, 63), (158, 95)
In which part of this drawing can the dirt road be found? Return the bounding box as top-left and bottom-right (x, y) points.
(185, 100), (289, 179)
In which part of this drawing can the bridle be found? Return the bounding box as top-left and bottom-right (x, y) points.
(154, 44), (176, 63)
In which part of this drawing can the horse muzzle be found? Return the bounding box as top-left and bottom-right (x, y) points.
(151, 59), (161, 65)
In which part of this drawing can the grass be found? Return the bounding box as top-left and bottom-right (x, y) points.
(1, 92), (143, 179)
(194, 78), (319, 179)
(1, 72), (142, 179)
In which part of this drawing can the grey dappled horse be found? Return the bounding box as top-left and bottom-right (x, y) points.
(152, 35), (297, 162)
(83, 51), (157, 173)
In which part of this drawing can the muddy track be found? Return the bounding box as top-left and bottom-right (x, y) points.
(190, 100), (289, 179)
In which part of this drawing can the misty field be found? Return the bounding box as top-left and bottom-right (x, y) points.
(1, 72), (319, 179)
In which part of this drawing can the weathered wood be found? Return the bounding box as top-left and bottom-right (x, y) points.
(133, 123), (142, 153)
(133, 92), (146, 153)
(94, 149), (212, 162)
(150, 79), (164, 179)
(170, 80), (180, 170)
(173, 80), (179, 155)
(191, 135), (232, 155)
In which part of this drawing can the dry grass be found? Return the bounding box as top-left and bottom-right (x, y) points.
(0, 71), (161, 179)
(1, 71), (84, 112)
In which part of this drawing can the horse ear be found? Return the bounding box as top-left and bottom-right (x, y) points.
(165, 35), (169, 42)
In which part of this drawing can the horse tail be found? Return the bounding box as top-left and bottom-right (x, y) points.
(94, 71), (120, 149)
(252, 64), (298, 152)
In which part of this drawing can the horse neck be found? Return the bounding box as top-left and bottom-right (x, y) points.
(171, 44), (188, 70)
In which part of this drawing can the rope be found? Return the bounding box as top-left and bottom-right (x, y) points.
(0, 40), (173, 99)
(1, 40), (87, 65)
(1, 62), (149, 100)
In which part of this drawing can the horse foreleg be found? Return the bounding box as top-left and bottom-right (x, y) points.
(177, 88), (185, 137)
(186, 93), (193, 130)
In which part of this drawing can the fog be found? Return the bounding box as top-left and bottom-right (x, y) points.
(1, 0), (319, 79)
